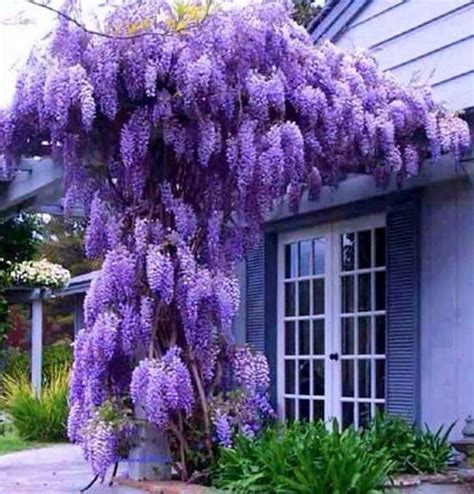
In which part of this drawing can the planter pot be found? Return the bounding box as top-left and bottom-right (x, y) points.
(128, 421), (172, 481)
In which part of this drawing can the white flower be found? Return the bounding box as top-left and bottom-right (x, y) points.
(10, 259), (71, 289)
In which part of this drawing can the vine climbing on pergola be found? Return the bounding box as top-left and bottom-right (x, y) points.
(0, 0), (469, 481)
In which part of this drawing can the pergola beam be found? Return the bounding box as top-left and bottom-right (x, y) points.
(0, 158), (63, 217)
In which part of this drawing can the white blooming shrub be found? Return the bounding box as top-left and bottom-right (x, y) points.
(10, 259), (71, 290)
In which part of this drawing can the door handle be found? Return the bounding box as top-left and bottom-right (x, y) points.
(329, 352), (339, 361)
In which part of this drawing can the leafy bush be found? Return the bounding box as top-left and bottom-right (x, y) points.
(0, 364), (70, 442)
(212, 421), (394, 493)
(212, 415), (455, 492)
(42, 343), (73, 372)
(4, 343), (72, 381)
(364, 413), (454, 474)
(3, 347), (29, 378)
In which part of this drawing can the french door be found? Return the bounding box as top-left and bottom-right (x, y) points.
(277, 214), (387, 428)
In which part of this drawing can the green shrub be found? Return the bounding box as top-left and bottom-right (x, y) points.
(364, 413), (454, 474)
(3, 347), (29, 378)
(4, 343), (72, 381)
(0, 364), (70, 442)
(211, 415), (454, 492)
(42, 342), (73, 373)
(212, 421), (394, 493)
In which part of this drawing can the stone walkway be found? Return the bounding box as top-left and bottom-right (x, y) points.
(0, 443), (142, 494)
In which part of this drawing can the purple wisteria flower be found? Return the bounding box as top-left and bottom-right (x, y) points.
(1, 0), (470, 480)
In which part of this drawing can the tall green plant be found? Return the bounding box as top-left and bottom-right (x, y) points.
(213, 421), (394, 493)
(0, 364), (70, 442)
(363, 413), (454, 474)
(4, 343), (72, 380)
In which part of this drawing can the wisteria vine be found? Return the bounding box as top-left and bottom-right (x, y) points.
(0, 0), (470, 481)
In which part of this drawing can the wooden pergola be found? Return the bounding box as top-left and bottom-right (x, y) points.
(3, 272), (97, 395)
(1, 157), (92, 394)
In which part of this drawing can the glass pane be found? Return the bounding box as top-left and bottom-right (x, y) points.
(313, 238), (325, 275)
(299, 281), (310, 316)
(313, 400), (325, 422)
(285, 243), (298, 278)
(358, 230), (372, 269)
(285, 283), (296, 316)
(285, 360), (295, 393)
(312, 279), (325, 315)
(358, 273), (371, 312)
(342, 402), (354, 429)
(342, 360), (354, 397)
(359, 402), (371, 429)
(341, 276), (354, 313)
(299, 399), (310, 421)
(341, 233), (355, 271)
(376, 403), (385, 416)
(375, 316), (386, 355)
(341, 318), (355, 355)
(313, 319), (325, 355)
(299, 241), (311, 277)
(313, 360), (325, 396)
(285, 399), (295, 421)
(299, 360), (310, 395)
(285, 321), (295, 356)
(376, 360), (385, 399)
(375, 272), (386, 310)
(299, 320), (310, 355)
(358, 317), (371, 355)
(375, 228), (386, 267)
(359, 360), (371, 398)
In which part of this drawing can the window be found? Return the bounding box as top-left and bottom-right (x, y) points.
(282, 237), (327, 421)
(278, 215), (386, 427)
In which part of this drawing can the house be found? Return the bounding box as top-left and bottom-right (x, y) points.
(238, 0), (474, 438)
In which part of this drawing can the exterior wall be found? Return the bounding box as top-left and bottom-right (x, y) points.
(334, 0), (474, 111)
(420, 179), (474, 438)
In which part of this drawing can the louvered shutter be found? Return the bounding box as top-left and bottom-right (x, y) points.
(386, 200), (420, 423)
(245, 241), (265, 352)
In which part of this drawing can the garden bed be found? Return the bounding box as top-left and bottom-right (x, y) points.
(117, 470), (474, 494)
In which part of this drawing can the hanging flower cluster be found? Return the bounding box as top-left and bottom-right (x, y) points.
(9, 259), (71, 289)
(130, 347), (194, 429)
(0, 0), (470, 480)
(210, 346), (273, 448)
(77, 400), (136, 480)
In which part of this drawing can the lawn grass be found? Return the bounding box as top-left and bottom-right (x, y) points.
(0, 430), (47, 455)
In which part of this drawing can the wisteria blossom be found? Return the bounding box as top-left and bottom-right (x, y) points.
(0, 0), (470, 481)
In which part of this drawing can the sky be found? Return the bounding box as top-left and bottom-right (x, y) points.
(0, 0), (254, 109)
(0, 0), (64, 108)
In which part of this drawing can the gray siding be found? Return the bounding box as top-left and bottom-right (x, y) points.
(335, 0), (474, 111)
(420, 180), (474, 438)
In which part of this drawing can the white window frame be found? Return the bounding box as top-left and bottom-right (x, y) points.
(277, 213), (386, 425)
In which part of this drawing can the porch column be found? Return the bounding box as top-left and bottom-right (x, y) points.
(31, 297), (43, 396)
(73, 294), (85, 336)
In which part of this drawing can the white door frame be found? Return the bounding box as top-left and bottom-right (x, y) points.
(277, 213), (386, 424)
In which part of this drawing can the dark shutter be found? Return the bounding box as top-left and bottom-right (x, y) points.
(386, 200), (420, 423)
(246, 241), (265, 352)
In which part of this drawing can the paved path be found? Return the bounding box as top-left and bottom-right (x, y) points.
(0, 444), (142, 494)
